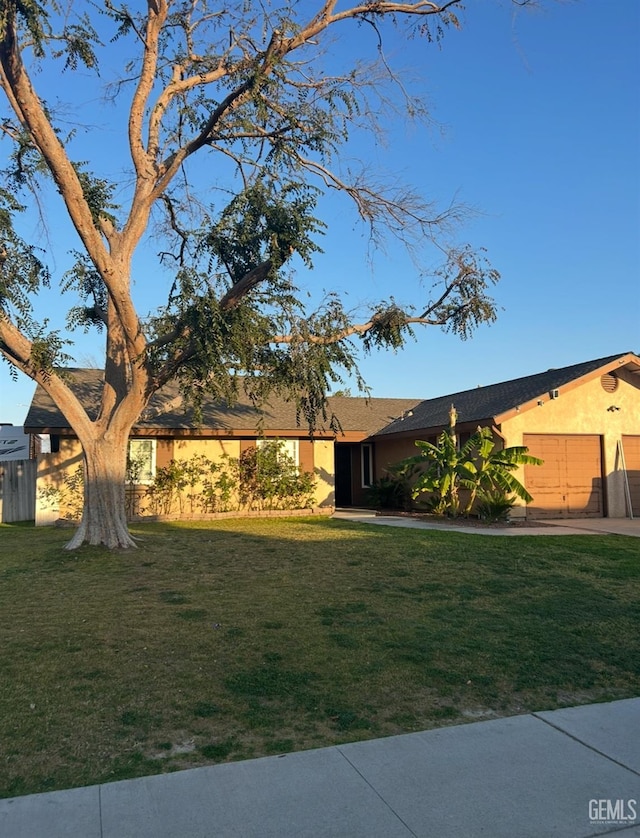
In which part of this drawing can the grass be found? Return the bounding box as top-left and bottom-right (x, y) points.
(0, 516), (639, 798)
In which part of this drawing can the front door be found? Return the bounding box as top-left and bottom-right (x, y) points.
(334, 444), (353, 506)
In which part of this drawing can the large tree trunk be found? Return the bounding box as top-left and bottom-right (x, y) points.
(65, 432), (137, 550)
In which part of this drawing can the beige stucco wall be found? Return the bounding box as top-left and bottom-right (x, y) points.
(35, 438), (83, 524)
(373, 437), (423, 480)
(171, 438), (240, 462)
(312, 439), (335, 507)
(35, 434), (336, 524)
(172, 437), (335, 509)
(502, 368), (640, 517)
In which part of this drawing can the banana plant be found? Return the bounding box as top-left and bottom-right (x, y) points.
(404, 415), (543, 517)
(460, 426), (543, 515)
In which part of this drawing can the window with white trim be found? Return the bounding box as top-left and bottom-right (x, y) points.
(127, 439), (157, 484)
(361, 443), (373, 488)
(257, 438), (299, 467)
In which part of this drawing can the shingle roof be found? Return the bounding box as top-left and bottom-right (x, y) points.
(24, 369), (104, 430)
(23, 369), (421, 437)
(23, 353), (639, 439)
(325, 396), (423, 437)
(374, 353), (639, 437)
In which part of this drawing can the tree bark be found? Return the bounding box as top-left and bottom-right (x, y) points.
(65, 432), (137, 550)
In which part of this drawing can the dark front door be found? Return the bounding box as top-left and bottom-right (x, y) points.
(335, 444), (353, 506)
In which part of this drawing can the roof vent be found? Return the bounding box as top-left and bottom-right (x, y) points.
(601, 372), (618, 393)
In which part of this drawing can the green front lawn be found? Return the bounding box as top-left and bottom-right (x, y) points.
(1, 517), (638, 797)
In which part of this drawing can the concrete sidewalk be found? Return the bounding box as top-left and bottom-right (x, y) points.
(333, 509), (640, 537)
(1, 698), (639, 837)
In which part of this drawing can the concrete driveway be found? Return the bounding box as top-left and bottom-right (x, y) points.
(541, 518), (640, 537)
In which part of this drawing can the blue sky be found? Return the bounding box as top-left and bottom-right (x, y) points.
(1, 0), (639, 425)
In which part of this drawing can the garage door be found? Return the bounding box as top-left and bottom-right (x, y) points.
(523, 434), (603, 518)
(622, 436), (640, 516)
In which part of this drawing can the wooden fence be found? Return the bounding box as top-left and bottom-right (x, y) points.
(0, 459), (37, 523)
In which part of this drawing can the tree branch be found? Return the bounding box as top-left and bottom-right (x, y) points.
(0, 7), (147, 368)
(0, 14), (109, 274)
(288, 151), (462, 244)
(128, 0), (169, 178)
(218, 259), (274, 310)
(271, 314), (450, 346)
(287, 0), (462, 49)
(0, 314), (96, 437)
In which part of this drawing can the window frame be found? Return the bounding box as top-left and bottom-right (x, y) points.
(126, 438), (157, 485)
(361, 443), (374, 488)
(256, 438), (300, 467)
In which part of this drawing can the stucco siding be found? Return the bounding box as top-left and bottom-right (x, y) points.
(172, 438), (240, 463)
(502, 370), (640, 517)
(313, 440), (335, 507)
(35, 434), (336, 523)
(35, 438), (83, 523)
(374, 437), (422, 479)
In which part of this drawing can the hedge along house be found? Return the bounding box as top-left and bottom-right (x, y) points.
(23, 368), (420, 524)
(371, 352), (640, 519)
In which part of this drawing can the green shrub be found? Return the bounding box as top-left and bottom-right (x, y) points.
(143, 443), (316, 516)
(236, 441), (316, 511)
(476, 489), (517, 522)
(391, 412), (543, 518)
(366, 460), (420, 511)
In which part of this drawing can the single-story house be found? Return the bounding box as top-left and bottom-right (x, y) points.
(23, 351), (640, 522)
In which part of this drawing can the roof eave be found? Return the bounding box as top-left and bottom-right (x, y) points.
(373, 417), (496, 441)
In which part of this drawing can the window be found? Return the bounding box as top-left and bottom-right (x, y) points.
(127, 439), (156, 484)
(361, 443), (373, 487)
(257, 438), (299, 467)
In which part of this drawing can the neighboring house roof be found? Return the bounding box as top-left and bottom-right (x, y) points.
(23, 369), (421, 439)
(374, 352), (640, 438)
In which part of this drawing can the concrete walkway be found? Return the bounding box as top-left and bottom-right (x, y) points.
(333, 509), (640, 537)
(1, 698), (639, 837)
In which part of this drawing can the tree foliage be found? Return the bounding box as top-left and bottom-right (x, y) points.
(0, 0), (517, 547)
